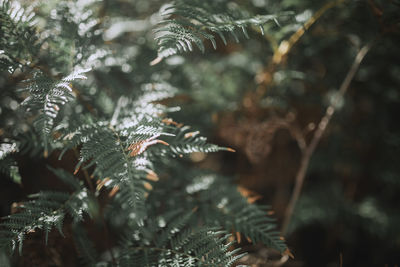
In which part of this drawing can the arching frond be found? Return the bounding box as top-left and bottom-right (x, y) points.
(118, 211), (246, 267)
(153, 0), (292, 62)
(194, 175), (287, 253)
(152, 170), (288, 254)
(163, 126), (232, 156)
(0, 1), (289, 265)
(21, 69), (90, 156)
(0, 169), (89, 254)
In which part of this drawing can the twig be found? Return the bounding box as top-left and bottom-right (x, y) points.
(272, 0), (346, 65)
(255, 0), (346, 98)
(281, 43), (372, 235)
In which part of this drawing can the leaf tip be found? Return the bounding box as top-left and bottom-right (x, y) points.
(150, 56), (163, 66)
(283, 248), (294, 259)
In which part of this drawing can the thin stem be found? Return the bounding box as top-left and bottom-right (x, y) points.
(73, 148), (94, 192)
(272, 0), (346, 65)
(255, 0), (346, 99)
(281, 43), (372, 235)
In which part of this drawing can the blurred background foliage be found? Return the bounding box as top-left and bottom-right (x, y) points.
(163, 0), (400, 265)
(1, 0), (400, 266)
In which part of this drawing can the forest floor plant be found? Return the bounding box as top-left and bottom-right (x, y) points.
(0, 0), (293, 266)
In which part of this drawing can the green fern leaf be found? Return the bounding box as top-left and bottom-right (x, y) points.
(0, 170), (89, 254)
(21, 69), (90, 156)
(153, 1), (292, 62)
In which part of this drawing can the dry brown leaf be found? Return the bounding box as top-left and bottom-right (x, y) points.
(96, 177), (110, 191)
(283, 248), (294, 259)
(146, 170), (159, 181)
(150, 56), (162, 66)
(127, 137), (169, 157)
(108, 185), (119, 198)
(236, 231), (242, 244)
(238, 186), (263, 203)
(228, 234), (236, 244)
(161, 118), (183, 128)
(247, 196), (262, 204)
(191, 206), (198, 212)
(184, 131), (199, 139)
(267, 210), (275, 215)
(73, 165), (80, 175)
(143, 181), (153, 191)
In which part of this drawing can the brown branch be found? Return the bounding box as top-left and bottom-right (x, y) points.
(281, 43), (372, 235)
(255, 0), (346, 99)
(272, 0), (346, 65)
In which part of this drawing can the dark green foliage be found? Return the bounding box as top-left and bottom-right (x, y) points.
(165, 126), (231, 155)
(147, 169), (287, 254)
(0, 0), (288, 265)
(0, 0), (38, 73)
(0, 170), (89, 254)
(200, 181), (286, 253)
(118, 211), (245, 267)
(1, 0), (398, 266)
(21, 69), (90, 155)
(154, 0), (292, 61)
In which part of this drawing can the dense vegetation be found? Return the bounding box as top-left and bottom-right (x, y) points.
(1, 0), (399, 266)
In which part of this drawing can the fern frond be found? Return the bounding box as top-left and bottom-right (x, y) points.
(0, 191), (76, 254)
(153, 170), (287, 254)
(60, 119), (168, 217)
(193, 175), (287, 253)
(119, 211), (245, 267)
(0, 169), (89, 254)
(0, 0), (293, 265)
(61, 68), (91, 82)
(21, 69), (90, 156)
(155, 210), (194, 248)
(111, 178), (148, 220)
(161, 125), (231, 156)
(74, 120), (169, 176)
(153, 1), (292, 61)
(0, 0), (38, 73)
